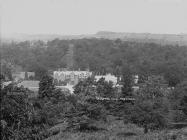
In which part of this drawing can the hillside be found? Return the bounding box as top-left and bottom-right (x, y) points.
(2, 32), (187, 46)
(95, 31), (187, 46)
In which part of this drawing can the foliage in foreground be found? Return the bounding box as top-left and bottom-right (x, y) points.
(0, 75), (68, 140)
(1, 74), (186, 140)
(169, 80), (187, 121)
(127, 77), (170, 133)
(67, 78), (107, 131)
(45, 119), (187, 140)
(0, 87), (49, 140)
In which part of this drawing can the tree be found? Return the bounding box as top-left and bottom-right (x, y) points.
(181, 95), (187, 116)
(164, 66), (184, 87)
(25, 72), (28, 80)
(66, 97), (107, 131)
(33, 65), (48, 80)
(67, 78), (107, 131)
(138, 74), (148, 84)
(0, 60), (13, 81)
(121, 68), (134, 97)
(38, 75), (55, 98)
(0, 82), (50, 140)
(96, 77), (114, 97)
(128, 79), (170, 133)
(169, 81), (187, 121)
(0, 74), (5, 90)
(74, 77), (96, 96)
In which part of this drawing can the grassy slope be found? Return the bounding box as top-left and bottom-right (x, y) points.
(46, 116), (187, 140)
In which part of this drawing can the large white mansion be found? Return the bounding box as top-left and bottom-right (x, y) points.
(53, 70), (92, 85)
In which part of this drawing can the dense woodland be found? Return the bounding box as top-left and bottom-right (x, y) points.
(1, 38), (187, 87)
(1, 72), (187, 139)
(1, 39), (187, 139)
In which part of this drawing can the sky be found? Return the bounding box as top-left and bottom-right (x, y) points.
(1, 0), (187, 36)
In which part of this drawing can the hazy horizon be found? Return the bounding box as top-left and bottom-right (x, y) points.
(2, 31), (187, 37)
(1, 0), (187, 36)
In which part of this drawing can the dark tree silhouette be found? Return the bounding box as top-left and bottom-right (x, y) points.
(39, 75), (55, 98)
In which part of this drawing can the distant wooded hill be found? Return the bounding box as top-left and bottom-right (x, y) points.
(2, 31), (187, 46)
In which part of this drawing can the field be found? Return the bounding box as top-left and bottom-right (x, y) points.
(45, 116), (187, 140)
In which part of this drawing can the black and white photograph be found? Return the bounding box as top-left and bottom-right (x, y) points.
(1, 0), (187, 139)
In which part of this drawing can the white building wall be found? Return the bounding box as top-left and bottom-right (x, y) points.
(53, 71), (92, 85)
(95, 74), (118, 85)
